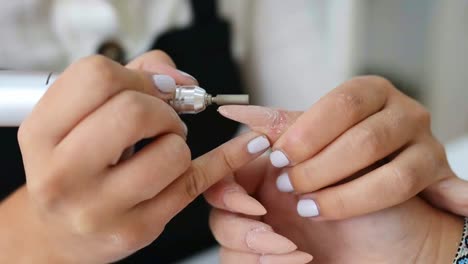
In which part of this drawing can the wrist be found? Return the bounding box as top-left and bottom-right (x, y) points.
(0, 187), (67, 263)
(415, 208), (464, 263)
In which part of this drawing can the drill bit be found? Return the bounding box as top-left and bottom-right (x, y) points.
(208, 94), (250, 105)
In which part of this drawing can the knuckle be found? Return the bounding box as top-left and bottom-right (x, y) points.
(112, 91), (148, 136)
(70, 208), (99, 235)
(432, 141), (448, 165)
(325, 192), (348, 220)
(413, 105), (431, 129)
(347, 75), (393, 91)
(219, 147), (238, 174)
(117, 91), (147, 122)
(170, 135), (192, 168)
(184, 165), (210, 201)
(17, 122), (34, 148)
(383, 107), (407, 131)
(389, 165), (420, 199)
(29, 153), (75, 209)
(149, 50), (172, 62)
(74, 55), (118, 92)
(28, 173), (63, 211)
(332, 90), (365, 121)
(366, 75), (395, 90)
(289, 166), (314, 192)
(109, 226), (160, 254)
(353, 125), (383, 157)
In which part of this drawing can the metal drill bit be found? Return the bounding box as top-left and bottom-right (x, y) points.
(209, 94), (250, 105)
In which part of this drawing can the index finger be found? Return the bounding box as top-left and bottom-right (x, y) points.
(270, 76), (390, 167)
(24, 53), (175, 147)
(135, 131), (271, 224)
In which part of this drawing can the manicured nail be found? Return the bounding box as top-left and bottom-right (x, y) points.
(152, 75), (176, 93)
(276, 172), (294, 192)
(260, 251), (313, 264)
(247, 136), (270, 154)
(177, 70), (197, 81)
(297, 199), (319, 217)
(223, 191), (267, 216)
(246, 227), (297, 254)
(270, 150), (290, 168)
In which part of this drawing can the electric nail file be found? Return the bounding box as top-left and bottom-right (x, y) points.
(0, 71), (249, 126)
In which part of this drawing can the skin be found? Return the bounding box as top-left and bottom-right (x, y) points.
(0, 51), (270, 263)
(210, 161), (463, 263)
(207, 76), (467, 263)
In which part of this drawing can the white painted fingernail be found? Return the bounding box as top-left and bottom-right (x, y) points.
(270, 150), (290, 168)
(153, 75), (176, 93)
(297, 199), (319, 217)
(276, 172), (294, 192)
(177, 70), (197, 81)
(247, 136), (270, 154)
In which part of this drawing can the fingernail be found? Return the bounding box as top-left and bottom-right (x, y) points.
(260, 251), (313, 264)
(177, 70), (197, 81)
(152, 75), (176, 93)
(276, 172), (294, 192)
(246, 227), (297, 254)
(297, 199), (319, 217)
(223, 191), (267, 215)
(270, 150), (290, 168)
(247, 136), (270, 154)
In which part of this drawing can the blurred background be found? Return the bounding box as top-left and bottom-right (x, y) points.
(352, 0), (468, 143)
(0, 0), (467, 263)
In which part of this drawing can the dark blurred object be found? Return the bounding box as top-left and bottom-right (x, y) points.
(0, 128), (25, 201)
(119, 0), (244, 263)
(97, 39), (127, 64)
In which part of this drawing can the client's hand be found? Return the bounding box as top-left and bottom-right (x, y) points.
(206, 76), (466, 263)
(209, 160), (463, 263)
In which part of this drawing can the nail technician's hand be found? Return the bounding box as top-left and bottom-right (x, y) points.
(0, 51), (269, 263)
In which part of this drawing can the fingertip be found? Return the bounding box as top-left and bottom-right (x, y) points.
(276, 172), (294, 192)
(152, 75), (176, 93)
(177, 69), (199, 85)
(260, 251), (314, 264)
(297, 199), (320, 218)
(270, 150), (290, 168)
(223, 191), (267, 216)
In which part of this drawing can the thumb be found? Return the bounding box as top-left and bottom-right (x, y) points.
(218, 105), (303, 142)
(422, 173), (468, 217)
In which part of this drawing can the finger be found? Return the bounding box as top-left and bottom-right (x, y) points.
(209, 209), (297, 254)
(103, 133), (191, 210)
(422, 173), (468, 217)
(270, 76), (391, 168)
(135, 132), (271, 228)
(126, 50), (198, 85)
(219, 247), (313, 264)
(295, 140), (445, 220)
(204, 176), (267, 216)
(25, 55), (168, 147)
(218, 105), (302, 142)
(55, 91), (186, 177)
(286, 104), (418, 193)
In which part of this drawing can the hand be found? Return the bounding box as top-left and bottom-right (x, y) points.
(207, 75), (464, 263)
(209, 162), (463, 263)
(0, 51), (270, 263)
(219, 75), (464, 220)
